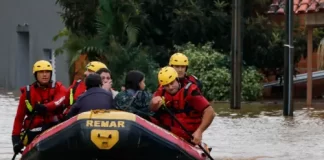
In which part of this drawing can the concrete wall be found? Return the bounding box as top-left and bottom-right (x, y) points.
(0, 0), (69, 90)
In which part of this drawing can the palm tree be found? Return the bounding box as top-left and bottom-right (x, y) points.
(77, 0), (158, 88)
(81, 0), (150, 62)
(53, 28), (88, 84)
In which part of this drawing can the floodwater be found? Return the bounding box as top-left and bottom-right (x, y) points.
(205, 103), (324, 160)
(0, 93), (20, 160)
(0, 92), (323, 160)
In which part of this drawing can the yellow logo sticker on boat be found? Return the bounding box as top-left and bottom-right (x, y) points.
(91, 129), (119, 150)
(86, 120), (125, 128)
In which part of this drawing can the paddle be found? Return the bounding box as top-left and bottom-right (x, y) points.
(161, 98), (214, 160)
(12, 113), (36, 160)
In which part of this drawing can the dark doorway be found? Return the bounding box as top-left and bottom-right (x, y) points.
(17, 31), (30, 87)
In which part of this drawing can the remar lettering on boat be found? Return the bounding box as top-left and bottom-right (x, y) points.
(86, 120), (125, 128)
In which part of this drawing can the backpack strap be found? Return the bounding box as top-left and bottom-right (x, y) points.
(50, 81), (56, 100)
(184, 82), (192, 98)
(69, 79), (82, 105)
(51, 81), (56, 88)
(187, 75), (202, 91)
(25, 85), (33, 113)
(182, 82), (193, 115)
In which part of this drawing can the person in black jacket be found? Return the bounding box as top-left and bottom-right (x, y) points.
(66, 73), (114, 119)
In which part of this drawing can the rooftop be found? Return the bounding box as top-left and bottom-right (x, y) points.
(267, 0), (324, 14)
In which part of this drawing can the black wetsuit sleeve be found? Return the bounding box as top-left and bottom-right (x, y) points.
(66, 101), (81, 119)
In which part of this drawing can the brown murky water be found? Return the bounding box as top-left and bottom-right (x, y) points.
(206, 103), (324, 160)
(1, 92), (323, 160)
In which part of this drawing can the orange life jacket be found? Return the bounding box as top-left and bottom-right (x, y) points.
(158, 83), (202, 138)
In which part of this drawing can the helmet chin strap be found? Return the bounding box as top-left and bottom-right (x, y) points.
(178, 76), (185, 80)
(176, 78), (182, 89)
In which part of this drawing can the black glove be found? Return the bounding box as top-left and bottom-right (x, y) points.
(34, 104), (47, 114)
(12, 135), (23, 154)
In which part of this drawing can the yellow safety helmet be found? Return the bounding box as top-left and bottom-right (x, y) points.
(158, 66), (178, 86)
(86, 61), (108, 72)
(169, 53), (189, 66)
(32, 60), (53, 74)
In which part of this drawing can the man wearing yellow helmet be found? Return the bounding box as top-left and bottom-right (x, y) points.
(150, 66), (215, 146)
(168, 53), (202, 91)
(12, 60), (67, 154)
(63, 61), (114, 116)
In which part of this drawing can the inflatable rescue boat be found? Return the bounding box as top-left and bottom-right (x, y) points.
(21, 110), (209, 160)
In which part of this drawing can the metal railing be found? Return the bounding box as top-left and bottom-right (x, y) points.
(263, 70), (324, 88)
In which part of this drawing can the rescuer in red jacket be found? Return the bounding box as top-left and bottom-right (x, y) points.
(150, 66), (215, 145)
(157, 53), (203, 92)
(62, 61), (108, 116)
(168, 53), (203, 91)
(11, 60), (67, 154)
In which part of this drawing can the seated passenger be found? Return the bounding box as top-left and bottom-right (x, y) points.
(66, 73), (114, 119)
(114, 70), (154, 120)
(63, 61), (108, 116)
(96, 68), (119, 98)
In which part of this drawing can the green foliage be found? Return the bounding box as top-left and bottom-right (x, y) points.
(79, 0), (156, 62)
(55, 0), (99, 36)
(53, 28), (88, 84)
(53, 28), (87, 66)
(198, 67), (231, 101)
(174, 42), (230, 70)
(313, 28), (324, 49)
(241, 12), (324, 79)
(55, 0), (232, 66)
(108, 46), (159, 92)
(54, 0), (159, 91)
(175, 42), (263, 101)
(143, 0), (231, 65)
(243, 14), (309, 77)
(55, 0), (324, 101)
(241, 67), (263, 101)
(86, 0), (159, 91)
(55, 0), (322, 77)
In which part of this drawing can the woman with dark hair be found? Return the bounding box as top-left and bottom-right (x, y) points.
(114, 70), (154, 119)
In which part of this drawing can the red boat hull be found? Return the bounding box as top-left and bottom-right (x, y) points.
(21, 110), (208, 160)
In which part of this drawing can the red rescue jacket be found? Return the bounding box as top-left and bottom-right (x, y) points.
(63, 79), (86, 115)
(180, 75), (202, 91)
(12, 81), (67, 136)
(155, 83), (202, 141)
